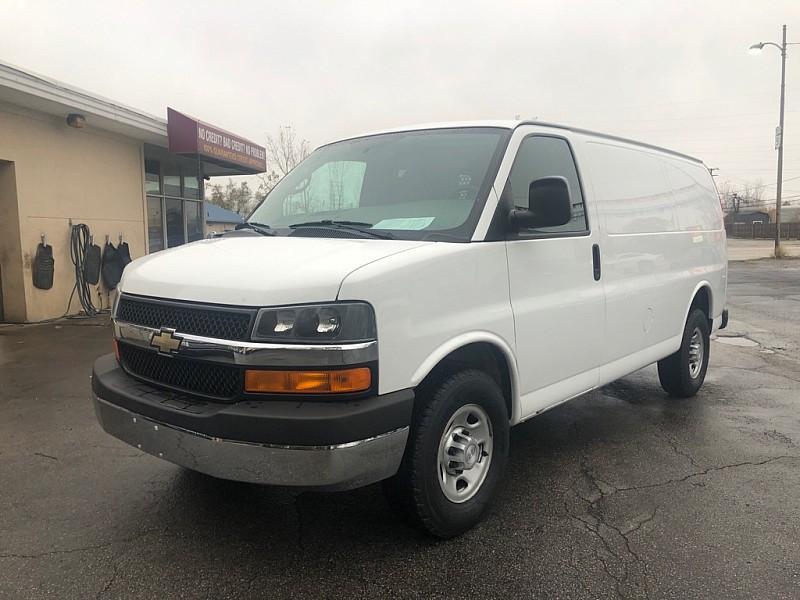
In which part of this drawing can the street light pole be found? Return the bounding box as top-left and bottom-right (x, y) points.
(749, 25), (796, 257)
(775, 25), (787, 256)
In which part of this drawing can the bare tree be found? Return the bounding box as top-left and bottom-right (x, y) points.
(721, 179), (768, 211)
(231, 180), (254, 215)
(266, 126), (310, 177)
(255, 172), (281, 202)
(255, 125), (311, 206)
(751, 178), (766, 204)
(207, 182), (225, 207)
(326, 161), (356, 210)
(716, 180), (734, 211)
(206, 179), (253, 215)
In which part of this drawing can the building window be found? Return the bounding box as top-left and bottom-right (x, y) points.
(147, 196), (164, 253)
(163, 174), (181, 198)
(143, 145), (204, 253)
(183, 163), (200, 200)
(165, 198), (184, 248)
(145, 160), (161, 194)
(186, 201), (203, 242)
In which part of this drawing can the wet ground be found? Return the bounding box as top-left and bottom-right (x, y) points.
(1, 259), (799, 599)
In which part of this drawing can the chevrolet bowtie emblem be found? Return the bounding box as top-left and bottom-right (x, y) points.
(150, 327), (183, 355)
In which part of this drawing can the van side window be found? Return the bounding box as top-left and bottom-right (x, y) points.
(506, 136), (588, 235)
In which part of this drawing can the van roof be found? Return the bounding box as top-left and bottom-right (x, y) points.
(331, 120), (704, 165)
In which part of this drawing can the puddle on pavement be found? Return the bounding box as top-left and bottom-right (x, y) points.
(714, 336), (760, 348)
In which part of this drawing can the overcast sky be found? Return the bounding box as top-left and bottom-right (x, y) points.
(2, 1), (799, 204)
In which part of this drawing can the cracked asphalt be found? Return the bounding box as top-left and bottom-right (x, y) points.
(1, 259), (799, 599)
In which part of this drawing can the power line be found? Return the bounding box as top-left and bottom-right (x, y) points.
(761, 175), (800, 187)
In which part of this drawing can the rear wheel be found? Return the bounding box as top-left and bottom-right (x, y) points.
(657, 308), (710, 398)
(383, 369), (509, 538)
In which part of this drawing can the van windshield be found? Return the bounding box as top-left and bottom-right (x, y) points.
(247, 127), (508, 241)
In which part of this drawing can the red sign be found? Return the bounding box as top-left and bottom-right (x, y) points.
(167, 108), (267, 174)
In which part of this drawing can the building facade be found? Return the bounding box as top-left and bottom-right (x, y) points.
(0, 62), (265, 322)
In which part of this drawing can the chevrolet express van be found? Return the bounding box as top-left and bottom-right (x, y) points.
(93, 121), (727, 537)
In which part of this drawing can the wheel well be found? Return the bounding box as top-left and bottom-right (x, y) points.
(691, 286), (711, 321)
(417, 342), (513, 420)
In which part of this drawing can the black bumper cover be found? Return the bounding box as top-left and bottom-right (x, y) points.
(91, 354), (414, 446)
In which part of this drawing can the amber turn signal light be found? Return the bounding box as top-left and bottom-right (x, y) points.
(244, 367), (371, 394)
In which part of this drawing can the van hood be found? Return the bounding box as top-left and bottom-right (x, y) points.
(120, 235), (428, 306)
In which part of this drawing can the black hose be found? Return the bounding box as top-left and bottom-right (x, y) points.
(66, 224), (100, 317)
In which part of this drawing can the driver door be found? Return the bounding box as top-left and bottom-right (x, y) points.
(503, 132), (606, 418)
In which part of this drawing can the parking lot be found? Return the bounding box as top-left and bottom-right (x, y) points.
(1, 258), (799, 599)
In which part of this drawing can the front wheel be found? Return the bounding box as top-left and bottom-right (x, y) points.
(383, 369), (509, 538)
(657, 308), (710, 398)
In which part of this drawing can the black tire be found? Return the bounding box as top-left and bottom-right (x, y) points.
(383, 369), (509, 538)
(657, 308), (710, 398)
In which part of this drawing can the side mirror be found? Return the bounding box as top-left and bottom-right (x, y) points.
(509, 176), (572, 230)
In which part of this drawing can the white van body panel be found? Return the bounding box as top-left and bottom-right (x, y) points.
(117, 120), (726, 428)
(98, 120), (731, 501)
(121, 236), (426, 306)
(337, 241), (518, 413)
(578, 138), (726, 387)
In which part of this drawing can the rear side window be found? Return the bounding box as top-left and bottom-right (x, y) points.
(506, 136), (588, 235)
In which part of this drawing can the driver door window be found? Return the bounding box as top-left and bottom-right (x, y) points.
(506, 136), (588, 235)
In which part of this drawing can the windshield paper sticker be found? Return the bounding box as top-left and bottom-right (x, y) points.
(373, 217), (435, 230)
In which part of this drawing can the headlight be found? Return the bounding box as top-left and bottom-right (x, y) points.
(252, 302), (376, 343)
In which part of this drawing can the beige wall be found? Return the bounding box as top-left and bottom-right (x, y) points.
(0, 101), (146, 322)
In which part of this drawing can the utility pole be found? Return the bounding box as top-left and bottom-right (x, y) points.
(775, 25), (787, 256)
(750, 24), (796, 257)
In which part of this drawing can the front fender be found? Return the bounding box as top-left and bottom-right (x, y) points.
(410, 332), (521, 424)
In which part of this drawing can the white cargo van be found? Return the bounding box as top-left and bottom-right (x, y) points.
(93, 121), (727, 537)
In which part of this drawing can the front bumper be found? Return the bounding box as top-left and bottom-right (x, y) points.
(92, 354), (413, 490)
(93, 396), (409, 490)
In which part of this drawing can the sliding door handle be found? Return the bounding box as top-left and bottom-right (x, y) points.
(592, 244), (601, 281)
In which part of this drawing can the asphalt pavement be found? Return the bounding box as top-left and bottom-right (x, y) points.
(1, 259), (799, 599)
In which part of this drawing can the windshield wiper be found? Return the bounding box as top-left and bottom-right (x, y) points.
(235, 221), (276, 236)
(288, 220), (394, 239)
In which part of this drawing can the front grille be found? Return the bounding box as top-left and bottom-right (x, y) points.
(117, 296), (254, 341)
(119, 343), (242, 399)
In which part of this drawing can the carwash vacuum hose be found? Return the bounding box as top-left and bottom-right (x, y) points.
(68, 223), (100, 316)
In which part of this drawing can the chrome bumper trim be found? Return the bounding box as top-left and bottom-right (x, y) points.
(93, 396), (408, 490)
(114, 320), (378, 366)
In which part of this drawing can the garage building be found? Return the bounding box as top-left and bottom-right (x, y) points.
(0, 61), (265, 322)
